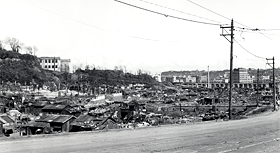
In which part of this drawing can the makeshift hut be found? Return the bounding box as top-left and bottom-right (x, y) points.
(36, 114), (76, 132)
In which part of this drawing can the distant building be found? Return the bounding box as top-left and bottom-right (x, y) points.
(161, 74), (197, 83)
(39, 57), (71, 72)
(186, 76), (197, 83)
(233, 68), (253, 83)
(153, 73), (162, 82)
(200, 76), (208, 83)
(60, 59), (71, 73)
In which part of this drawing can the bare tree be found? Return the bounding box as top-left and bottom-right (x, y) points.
(137, 69), (142, 75)
(123, 65), (127, 73)
(0, 40), (5, 50)
(5, 37), (23, 52)
(33, 46), (38, 56)
(25, 46), (33, 54)
(114, 66), (118, 71)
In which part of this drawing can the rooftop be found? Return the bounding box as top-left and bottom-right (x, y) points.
(42, 104), (69, 110)
(36, 114), (75, 123)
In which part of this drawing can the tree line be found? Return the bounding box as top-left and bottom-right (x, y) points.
(0, 37), (38, 55)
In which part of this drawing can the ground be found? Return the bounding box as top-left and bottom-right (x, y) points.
(0, 110), (279, 153)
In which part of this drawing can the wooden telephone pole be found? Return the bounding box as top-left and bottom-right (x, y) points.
(266, 57), (276, 111)
(220, 19), (234, 119)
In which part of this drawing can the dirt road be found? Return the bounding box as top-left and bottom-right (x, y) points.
(1, 111), (279, 153)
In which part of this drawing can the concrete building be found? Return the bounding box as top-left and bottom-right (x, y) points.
(153, 73), (162, 82)
(39, 57), (71, 73)
(233, 68), (253, 83)
(200, 76), (208, 83)
(61, 59), (71, 73)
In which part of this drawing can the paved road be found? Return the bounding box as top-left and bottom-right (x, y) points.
(1, 111), (279, 153)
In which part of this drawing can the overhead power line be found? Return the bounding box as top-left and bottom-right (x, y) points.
(21, 0), (178, 42)
(114, 0), (221, 26)
(235, 27), (280, 32)
(235, 29), (280, 36)
(234, 39), (266, 59)
(138, 0), (222, 24)
(186, 0), (230, 21)
(247, 59), (266, 62)
(185, 0), (274, 40)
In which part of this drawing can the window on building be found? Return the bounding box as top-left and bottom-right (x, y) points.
(55, 65), (58, 68)
(49, 65), (51, 68)
(45, 65), (47, 68)
(52, 65), (54, 68)
(55, 59), (58, 63)
(45, 59), (47, 63)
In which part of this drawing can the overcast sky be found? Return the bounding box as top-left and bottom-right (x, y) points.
(1, 0), (280, 74)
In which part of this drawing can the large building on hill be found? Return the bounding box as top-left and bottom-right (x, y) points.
(39, 57), (71, 73)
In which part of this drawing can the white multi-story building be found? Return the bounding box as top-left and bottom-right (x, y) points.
(200, 76), (208, 83)
(233, 68), (253, 83)
(39, 57), (71, 73)
(239, 68), (253, 83)
(61, 59), (71, 73)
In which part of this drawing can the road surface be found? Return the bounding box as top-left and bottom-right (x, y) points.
(1, 111), (279, 153)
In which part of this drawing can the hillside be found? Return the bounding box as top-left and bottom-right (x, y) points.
(0, 49), (51, 86)
(66, 68), (159, 88)
(0, 49), (158, 90)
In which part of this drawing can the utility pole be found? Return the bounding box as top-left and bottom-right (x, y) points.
(266, 57), (276, 111)
(257, 69), (259, 107)
(207, 66), (210, 88)
(220, 19), (234, 119)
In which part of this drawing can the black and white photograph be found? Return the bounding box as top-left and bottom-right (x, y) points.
(0, 0), (279, 152)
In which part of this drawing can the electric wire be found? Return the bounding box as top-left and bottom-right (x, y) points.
(186, 0), (231, 21)
(114, 0), (222, 26)
(20, 0), (176, 42)
(185, 0), (274, 40)
(234, 39), (266, 60)
(235, 29), (280, 36)
(247, 59), (266, 62)
(138, 0), (222, 24)
(236, 27), (280, 31)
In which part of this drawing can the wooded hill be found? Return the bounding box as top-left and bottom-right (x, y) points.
(0, 49), (158, 89)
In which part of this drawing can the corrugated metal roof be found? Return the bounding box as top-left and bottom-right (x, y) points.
(42, 104), (68, 110)
(33, 101), (48, 107)
(71, 115), (102, 127)
(0, 115), (14, 124)
(25, 121), (49, 128)
(36, 114), (75, 123)
(36, 115), (57, 122)
(52, 115), (74, 123)
(74, 115), (102, 122)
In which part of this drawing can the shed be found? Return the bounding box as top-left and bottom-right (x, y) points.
(31, 101), (49, 115)
(71, 114), (103, 131)
(23, 121), (51, 135)
(0, 115), (15, 136)
(98, 116), (119, 130)
(36, 114), (76, 132)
